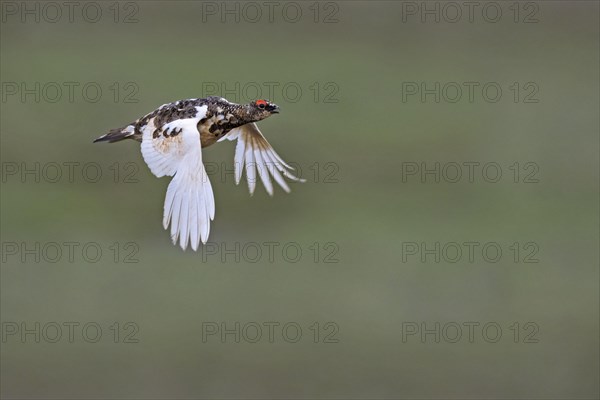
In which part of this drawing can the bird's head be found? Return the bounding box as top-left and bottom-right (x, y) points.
(248, 99), (280, 121)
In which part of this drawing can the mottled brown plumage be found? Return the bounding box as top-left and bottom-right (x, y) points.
(94, 96), (278, 146)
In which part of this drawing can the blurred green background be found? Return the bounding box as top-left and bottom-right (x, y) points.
(1, 1), (598, 398)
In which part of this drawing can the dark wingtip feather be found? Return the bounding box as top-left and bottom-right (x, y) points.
(93, 126), (134, 144)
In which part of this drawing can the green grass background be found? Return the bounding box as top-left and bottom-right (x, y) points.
(1, 1), (598, 398)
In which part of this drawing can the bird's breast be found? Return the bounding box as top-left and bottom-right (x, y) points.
(198, 113), (240, 148)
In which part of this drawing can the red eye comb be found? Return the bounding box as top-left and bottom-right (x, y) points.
(255, 99), (268, 106)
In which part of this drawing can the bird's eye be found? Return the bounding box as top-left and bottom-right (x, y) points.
(258, 103), (265, 109)
(256, 99), (267, 109)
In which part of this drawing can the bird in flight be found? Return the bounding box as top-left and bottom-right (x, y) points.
(94, 96), (304, 251)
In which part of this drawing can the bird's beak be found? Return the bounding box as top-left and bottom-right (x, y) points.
(267, 104), (280, 114)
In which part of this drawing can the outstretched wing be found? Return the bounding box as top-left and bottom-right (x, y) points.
(140, 105), (215, 250)
(218, 122), (305, 195)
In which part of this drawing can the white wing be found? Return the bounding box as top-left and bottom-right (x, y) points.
(218, 122), (305, 196)
(140, 106), (215, 250)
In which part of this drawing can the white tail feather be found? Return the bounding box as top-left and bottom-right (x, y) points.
(162, 156), (214, 251)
